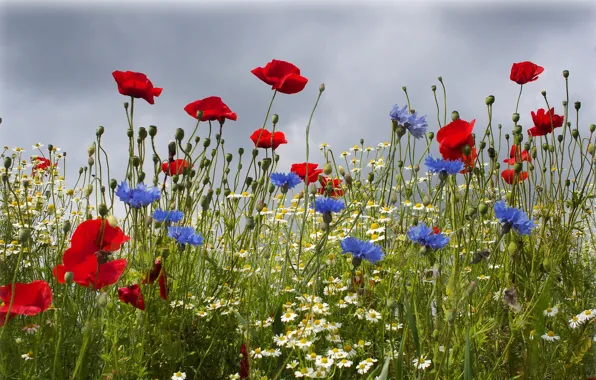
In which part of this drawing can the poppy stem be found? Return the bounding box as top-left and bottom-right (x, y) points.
(515, 85), (523, 115)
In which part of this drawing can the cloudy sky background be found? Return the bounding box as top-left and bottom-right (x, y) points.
(1, 1), (595, 200)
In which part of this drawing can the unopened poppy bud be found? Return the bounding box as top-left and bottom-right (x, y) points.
(397, 160), (404, 168)
(575, 101), (581, 110)
(390, 192), (398, 204)
(565, 179), (571, 187)
(148, 125), (158, 137)
(200, 196), (210, 210)
(123, 102), (129, 109)
(368, 172), (375, 183)
(64, 271), (74, 285)
(479, 141), (486, 150)
(167, 142), (176, 157)
(88, 157), (94, 167)
(485, 95), (495, 105)
(590, 124), (596, 133)
(268, 183), (275, 194)
(18, 228), (31, 244)
(3, 157), (11, 169)
(478, 203), (488, 215)
(62, 220), (71, 234)
(462, 145), (472, 156)
(246, 216), (255, 229)
(272, 114), (279, 124)
(338, 165), (346, 177)
(109, 179), (117, 190)
(97, 293), (109, 308)
(465, 206), (477, 218)
(319, 83), (325, 92)
(98, 203), (108, 217)
(175, 128), (185, 142)
(344, 173), (353, 186)
(402, 86), (407, 92)
(428, 132), (434, 140)
(513, 126), (522, 135)
(487, 147), (496, 159)
(563, 70), (569, 78)
(88, 143), (96, 157)
(138, 172), (145, 182)
(85, 184), (93, 197)
(395, 125), (406, 138)
(309, 184), (318, 196)
(422, 194), (431, 207)
(451, 111), (459, 121)
(138, 127), (148, 140)
(323, 163), (333, 175)
(225, 153), (233, 163)
(541, 90), (547, 97)
(261, 158), (272, 172)
(572, 129), (579, 139)
(514, 163), (523, 173)
(126, 128), (133, 138)
(504, 134), (510, 141)
(184, 142), (192, 152)
(557, 135), (563, 143)
(96, 126), (105, 137)
(172, 175), (179, 184)
(252, 149), (259, 158)
(323, 211), (333, 225)
(431, 84), (437, 91)
(588, 144), (595, 156)
(495, 162), (500, 170)
(131, 156), (140, 168)
(202, 138), (211, 148)
(224, 188), (232, 197)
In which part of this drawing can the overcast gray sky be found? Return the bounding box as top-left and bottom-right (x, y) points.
(1, 1), (595, 192)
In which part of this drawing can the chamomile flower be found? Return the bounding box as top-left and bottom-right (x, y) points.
(543, 306), (559, 317)
(413, 355), (432, 370)
(541, 330), (560, 342)
(171, 371), (186, 380)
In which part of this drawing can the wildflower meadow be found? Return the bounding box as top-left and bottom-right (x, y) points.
(2, 58), (596, 380)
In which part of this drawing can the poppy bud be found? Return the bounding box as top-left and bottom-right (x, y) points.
(62, 220), (72, 234)
(428, 132), (434, 140)
(95, 126), (105, 137)
(338, 165), (346, 177)
(98, 203), (108, 217)
(512, 113), (520, 123)
(323, 211), (333, 225)
(224, 188), (232, 197)
(495, 162), (500, 170)
(200, 196), (210, 211)
(487, 147), (496, 159)
(565, 179), (571, 187)
(125, 128), (133, 138)
(479, 141), (486, 150)
(514, 163), (523, 173)
(97, 293), (109, 308)
(368, 172), (375, 183)
(451, 111), (459, 121)
(268, 183), (275, 194)
(245, 216), (255, 230)
(185, 142), (192, 152)
(64, 271), (74, 285)
(138, 172), (145, 182)
(85, 184), (93, 197)
(131, 156), (140, 168)
(513, 126), (522, 135)
(485, 95), (495, 105)
(252, 149), (259, 158)
(309, 184), (318, 196)
(465, 206), (477, 218)
(319, 83), (325, 93)
(174, 128), (185, 142)
(88, 157), (94, 167)
(138, 127), (147, 140)
(557, 135), (563, 143)
(147, 125), (157, 137)
(505, 134), (510, 141)
(18, 228), (31, 244)
(478, 203), (488, 215)
(572, 129), (579, 140)
(272, 114), (279, 124)
(395, 125), (406, 138)
(462, 145), (472, 156)
(422, 194), (431, 207)
(323, 163), (332, 175)
(563, 70), (569, 78)
(261, 158), (272, 172)
(590, 124), (596, 133)
(575, 101), (581, 111)
(251, 181), (258, 192)
(344, 173), (353, 186)
(588, 144), (595, 156)
(3, 157), (11, 169)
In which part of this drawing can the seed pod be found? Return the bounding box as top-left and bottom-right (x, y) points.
(96, 126), (105, 136)
(138, 127), (148, 139)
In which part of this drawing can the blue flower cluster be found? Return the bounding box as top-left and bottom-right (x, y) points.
(389, 104), (428, 139)
(115, 181), (161, 209)
(167, 226), (204, 247)
(270, 172), (302, 190)
(425, 155), (464, 176)
(407, 222), (449, 250)
(340, 237), (384, 264)
(494, 200), (535, 236)
(313, 197), (345, 214)
(153, 208), (184, 223)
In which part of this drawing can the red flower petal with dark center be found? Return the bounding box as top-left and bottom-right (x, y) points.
(162, 159), (192, 176)
(70, 218), (130, 255)
(528, 108), (564, 137)
(249, 129), (288, 150)
(437, 119), (476, 164)
(318, 177), (344, 197)
(291, 162), (323, 185)
(184, 96), (237, 124)
(112, 70), (162, 105)
(501, 169), (529, 185)
(510, 61), (544, 85)
(118, 284), (145, 310)
(251, 59), (308, 94)
(0, 280), (53, 326)
(504, 145), (532, 165)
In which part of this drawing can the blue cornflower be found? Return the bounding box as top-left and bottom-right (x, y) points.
(313, 197), (345, 214)
(340, 237), (384, 266)
(167, 226), (204, 247)
(270, 172), (302, 192)
(389, 104), (428, 139)
(493, 200), (535, 236)
(116, 181), (161, 209)
(407, 222), (449, 250)
(153, 208), (184, 223)
(425, 155), (464, 176)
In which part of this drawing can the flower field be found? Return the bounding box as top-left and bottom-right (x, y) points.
(1, 59), (596, 379)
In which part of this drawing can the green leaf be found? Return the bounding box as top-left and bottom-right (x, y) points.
(377, 356), (391, 380)
(272, 303), (284, 337)
(404, 294), (420, 357)
(464, 327), (473, 380)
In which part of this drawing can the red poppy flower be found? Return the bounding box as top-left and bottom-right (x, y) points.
(318, 177), (344, 197)
(501, 169), (529, 185)
(31, 156), (54, 172)
(142, 258), (168, 300)
(249, 129), (288, 150)
(240, 343), (250, 379)
(528, 108), (564, 137)
(118, 284), (145, 310)
(504, 145), (532, 165)
(0, 280), (53, 326)
(162, 159), (192, 176)
(112, 70), (162, 105)
(291, 162), (323, 185)
(510, 61), (544, 85)
(184, 96), (237, 124)
(54, 248), (127, 290)
(70, 218), (130, 256)
(437, 118), (477, 167)
(251, 59), (308, 95)
(432, 226), (441, 235)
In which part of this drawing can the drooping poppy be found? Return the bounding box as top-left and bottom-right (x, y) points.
(142, 258), (168, 300)
(251, 59), (308, 94)
(0, 280), (53, 326)
(118, 284), (145, 311)
(501, 169), (529, 185)
(249, 129), (288, 150)
(528, 108), (564, 137)
(184, 96), (237, 124)
(510, 61), (544, 85)
(112, 70), (163, 105)
(240, 343), (250, 379)
(291, 162), (323, 185)
(162, 159), (192, 176)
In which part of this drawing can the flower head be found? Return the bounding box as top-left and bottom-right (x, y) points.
(501, 169), (528, 185)
(313, 197), (345, 214)
(424, 155), (464, 176)
(184, 96), (237, 124)
(510, 61), (544, 85)
(270, 172), (302, 191)
(162, 159), (192, 176)
(436, 118), (477, 167)
(167, 226), (204, 247)
(0, 280), (53, 326)
(116, 181), (161, 209)
(250, 129), (288, 150)
(494, 200), (535, 236)
(291, 162), (323, 185)
(251, 59), (308, 94)
(407, 222), (449, 250)
(112, 70), (162, 105)
(528, 108), (564, 137)
(340, 237), (384, 264)
(389, 104), (428, 139)
(153, 209), (184, 223)
(118, 284), (145, 310)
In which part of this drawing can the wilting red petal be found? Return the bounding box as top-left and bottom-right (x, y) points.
(240, 343), (250, 379)
(112, 70), (162, 105)
(94, 259), (128, 290)
(501, 169), (528, 185)
(510, 61), (544, 85)
(118, 284), (145, 310)
(251, 59), (308, 95)
(184, 96), (238, 123)
(504, 145), (531, 165)
(529, 108), (564, 137)
(158, 270), (168, 300)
